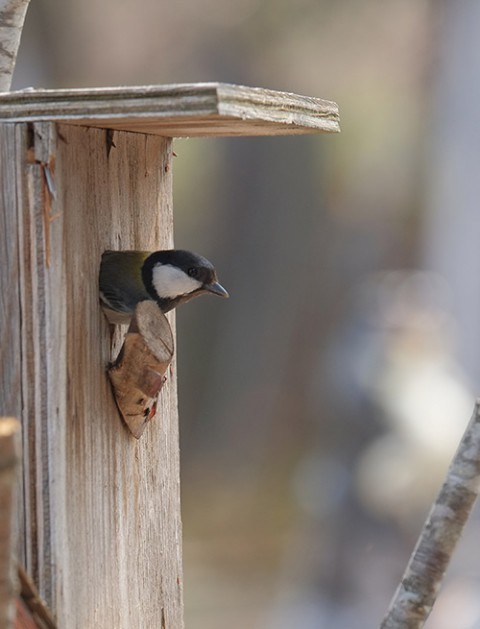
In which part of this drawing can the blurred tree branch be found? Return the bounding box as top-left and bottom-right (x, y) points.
(381, 399), (480, 628)
(0, 0), (30, 91)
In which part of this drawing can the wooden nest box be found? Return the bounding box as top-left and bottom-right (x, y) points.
(0, 82), (339, 627)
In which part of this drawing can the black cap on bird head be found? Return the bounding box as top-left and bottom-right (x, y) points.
(141, 249), (229, 312)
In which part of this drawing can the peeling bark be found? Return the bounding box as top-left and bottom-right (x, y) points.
(108, 301), (174, 439)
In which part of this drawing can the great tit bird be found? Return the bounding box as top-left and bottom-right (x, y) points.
(99, 249), (229, 325)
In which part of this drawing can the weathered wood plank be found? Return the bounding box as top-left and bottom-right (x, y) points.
(0, 124), (27, 577)
(0, 125), (22, 422)
(0, 417), (21, 629)
(5, 122), (183, 628)
(0, 83), (340, 137)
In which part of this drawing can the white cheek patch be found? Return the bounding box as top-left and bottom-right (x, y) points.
(152, 264), (202, 298)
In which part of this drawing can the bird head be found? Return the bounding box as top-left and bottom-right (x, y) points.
(141, 249), (229, 312)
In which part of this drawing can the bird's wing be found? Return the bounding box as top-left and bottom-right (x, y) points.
(99, 251), (152, 313)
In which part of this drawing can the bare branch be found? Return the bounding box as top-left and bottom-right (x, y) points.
(381, 399), (480, 628)
(0, 0), (30, 92)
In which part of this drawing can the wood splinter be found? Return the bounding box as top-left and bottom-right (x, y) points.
(108, 301), (174, 439)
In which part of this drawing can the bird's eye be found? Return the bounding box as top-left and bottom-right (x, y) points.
(188, 267), (199, 278)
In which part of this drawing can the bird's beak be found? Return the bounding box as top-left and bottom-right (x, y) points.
(204, 281), (229, 298)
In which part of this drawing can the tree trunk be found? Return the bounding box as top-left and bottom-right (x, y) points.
(0, 0), (30, 91)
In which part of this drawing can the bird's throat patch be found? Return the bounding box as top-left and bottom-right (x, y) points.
(151, 263), (202, 298)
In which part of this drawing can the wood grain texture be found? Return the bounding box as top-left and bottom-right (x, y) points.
(0, 417), (21, 629)
(0, 125), (22, 422)
(2, 122), (183, 628)
(0, 124), (27, 579)
(0, 83), (340, 137)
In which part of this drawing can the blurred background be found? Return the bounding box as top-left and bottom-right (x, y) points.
(13, 1), (480, 627)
